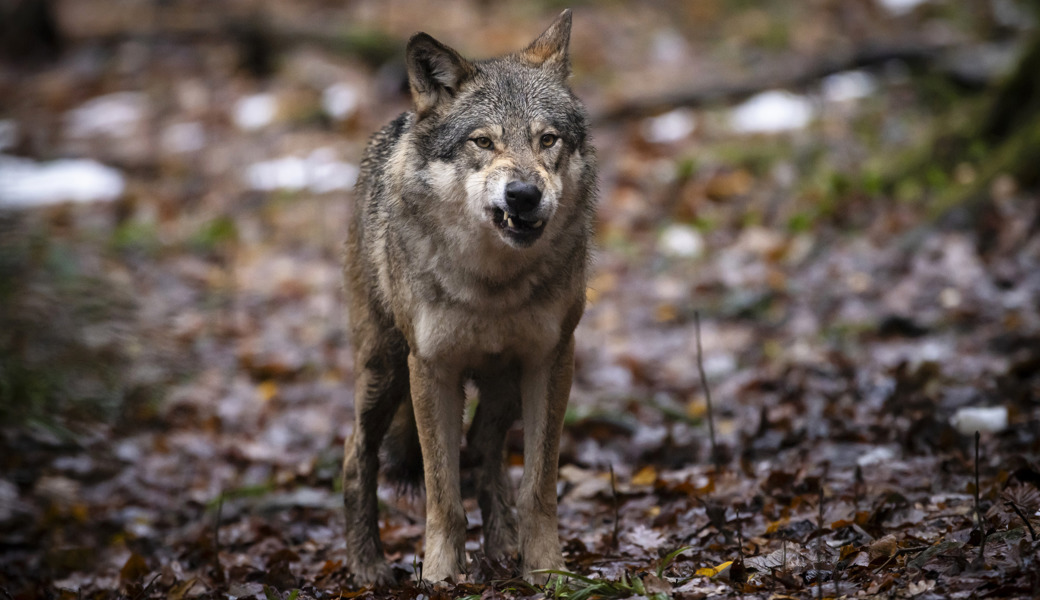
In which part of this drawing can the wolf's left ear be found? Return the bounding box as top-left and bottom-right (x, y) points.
(520, 9), (572, 79)
(407, 33), (475, 118)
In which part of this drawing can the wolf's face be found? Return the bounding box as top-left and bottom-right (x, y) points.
(403, 12), (590, 252)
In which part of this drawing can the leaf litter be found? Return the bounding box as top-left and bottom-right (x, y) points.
(2, 1), (1040, 599)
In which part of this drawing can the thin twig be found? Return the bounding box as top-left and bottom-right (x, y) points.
(872, 554), (895, 574)
(694, 311), (721, 471)
(130, 573), (161, 600)
(1005, 501), (1038, 542)
(609, 463), (620, 551)
(974, 431), (986, 566)
(213, 491), (224, 580)
(854, 464), (864, 515)
(816, 485), (824, 600)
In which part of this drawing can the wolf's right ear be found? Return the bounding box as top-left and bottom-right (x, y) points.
(406, 33), (475, 119)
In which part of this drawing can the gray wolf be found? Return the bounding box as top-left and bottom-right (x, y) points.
(340, 9), (596, 586)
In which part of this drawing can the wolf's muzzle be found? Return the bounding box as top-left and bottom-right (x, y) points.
(505, 181), (542, 215)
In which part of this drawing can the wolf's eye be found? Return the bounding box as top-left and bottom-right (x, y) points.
(472, 137), (494, 149)
(540, 134), (558, 148)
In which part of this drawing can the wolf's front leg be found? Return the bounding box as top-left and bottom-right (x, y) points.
(517, 337), (574, 583)
(409, 353), (467, 582)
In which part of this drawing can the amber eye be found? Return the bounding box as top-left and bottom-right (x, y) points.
(540, 133), (558, 148)
(472, 137), (493, 149)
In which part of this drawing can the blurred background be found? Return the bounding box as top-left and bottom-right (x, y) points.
(2, 0), (1039, 597)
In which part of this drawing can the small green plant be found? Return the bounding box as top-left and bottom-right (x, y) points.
(655, 545), (693, 578)
(537, 564), (683, 600)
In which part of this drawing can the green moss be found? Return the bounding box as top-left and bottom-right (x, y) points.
(188, 215), (238, 255)
(111, 219), (161, 256)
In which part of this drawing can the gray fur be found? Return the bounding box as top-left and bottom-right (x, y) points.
(342, 9), (595, 586)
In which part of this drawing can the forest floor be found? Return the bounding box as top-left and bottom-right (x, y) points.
(2, 1), (1039, 598)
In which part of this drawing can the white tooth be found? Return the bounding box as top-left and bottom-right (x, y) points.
(507, 216), (515, 228)
(533, 220), (543, 228)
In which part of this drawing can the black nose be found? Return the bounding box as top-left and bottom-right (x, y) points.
(504, 181), (542, 214)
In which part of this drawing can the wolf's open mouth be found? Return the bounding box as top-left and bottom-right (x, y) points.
(492, 208), (545, 242)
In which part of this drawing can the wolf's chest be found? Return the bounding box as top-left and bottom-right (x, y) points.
(410, 300), (563, 366)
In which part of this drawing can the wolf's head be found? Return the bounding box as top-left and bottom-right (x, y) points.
(400, 10), (594, 255)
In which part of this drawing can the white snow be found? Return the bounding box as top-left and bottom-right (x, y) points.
(232, 93), (278, 131)
(322, 83), (359, 121)
(857, 445), (897, 467)
(950, 406), (1008, 435)
(730, 90), (815, 134)
(245, 148), (358, 194)
(65, 92), (147, 140)
(642, 108), (696, 144)
(822, 70), (878, 102)
(877, 0), (929, 16)
(658, 224), (705, 258)
(0, 155), (125, 207)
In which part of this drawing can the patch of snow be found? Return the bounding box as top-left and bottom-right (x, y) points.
(658, 224), (704, 258)
(322, 82), (359, 121)
(307, 147), (359, 193)
(161, 121), (206, 154)
(730, 90), (814, 134)
(950, 406), (1008, 435)
(641, 108), (696, 144)
(245, 148), (358, 194)
(232, 93), (278, 131)
(877, 0), (929, 16)
(65, 92), (147, 139)
(0, 155), (125, 207)
(822, 70), (878, 102)
(0, 119), (17, 151)
(857, 445), (897, 466)
(703, 353), (737, 378)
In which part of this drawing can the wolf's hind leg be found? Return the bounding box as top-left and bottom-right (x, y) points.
(342, 332), (409, 586)
(470, 369), (522, 562)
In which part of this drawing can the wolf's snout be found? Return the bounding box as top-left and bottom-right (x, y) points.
(505, 181), (542, 215)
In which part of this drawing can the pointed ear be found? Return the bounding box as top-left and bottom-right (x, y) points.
(519, 9), (572, 78)
(406, 33), (474, 118)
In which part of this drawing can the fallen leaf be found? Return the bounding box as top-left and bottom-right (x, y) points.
(120, 553), (149, 583)
(695, 560), (733, 578)
(632, 465), (658, 486)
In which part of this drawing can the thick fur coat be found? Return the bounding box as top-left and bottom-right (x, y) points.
(341, 10), (596, 585)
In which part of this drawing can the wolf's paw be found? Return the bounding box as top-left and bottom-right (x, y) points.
(419, 559), (466, 585)
(521, 554), (566, 585)
(351, 559), (397, 587)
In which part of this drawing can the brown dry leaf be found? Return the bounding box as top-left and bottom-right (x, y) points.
(868, 535), (899, 561)
(120, 552), (149, 583)
(838, 543), (860, 561)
